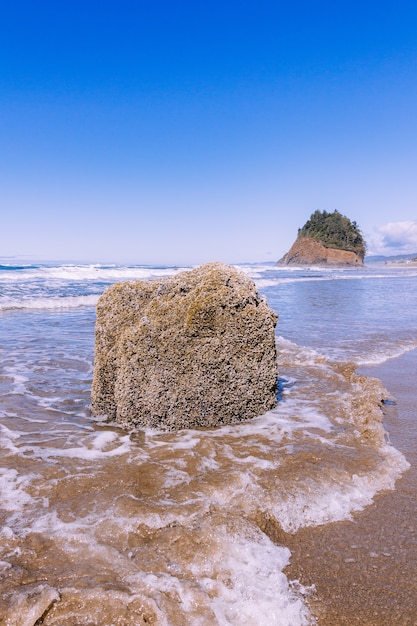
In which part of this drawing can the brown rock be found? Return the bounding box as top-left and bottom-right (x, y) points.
(91, 262), (278, 430)
(278, 236), (364, 267)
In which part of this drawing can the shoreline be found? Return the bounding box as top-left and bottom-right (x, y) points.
(279, 349), (417, 624)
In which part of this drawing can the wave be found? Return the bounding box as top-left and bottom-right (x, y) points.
(0, 294), (100, 311)
(0, 263), (189, 283)
(0, 264), (40, 271)
(255, 270), (417, 289)
(354, 340), (417, 367)
(2, 262), (417, 297)
(321, 338), (417, 368)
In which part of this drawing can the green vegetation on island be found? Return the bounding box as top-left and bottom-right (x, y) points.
(298, 210), (366, 260)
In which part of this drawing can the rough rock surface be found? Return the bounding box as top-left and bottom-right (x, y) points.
(91, 262), (278, 430)
(277, 236), (364, 266)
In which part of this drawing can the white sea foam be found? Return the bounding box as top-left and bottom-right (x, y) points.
(4, 585), (61, 626)
(90, 430), (119, 449)
(1, 368), (30, 394)
(0, 416), (404, 625)
(19, 432), (134, 461)
(0, 263), (186, 283)
(353, 340), (417, 366)
(7, 505), (313, 625)
(0, 424), (25, 459)
(265, 444), (409, 533)
(0, 294), (100, 311)
(185, 519), (312, 625)
(0, 468), (37, 513)
(136, 395), (409, 536)
(0, 264), (192, 311)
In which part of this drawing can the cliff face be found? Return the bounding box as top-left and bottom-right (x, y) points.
(278, 236), (364, 267)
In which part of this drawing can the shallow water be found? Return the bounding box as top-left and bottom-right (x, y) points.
(283, 349), (417, 625)
(1, 261), (416, 624)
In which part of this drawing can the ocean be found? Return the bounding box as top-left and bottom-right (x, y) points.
(1, 260), (416, 625)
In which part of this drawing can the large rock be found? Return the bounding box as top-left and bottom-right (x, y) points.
(278, 236), (364, 267)
(91, 262), (278, 430)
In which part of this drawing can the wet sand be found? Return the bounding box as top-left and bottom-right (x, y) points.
(279, 349), (417, 625)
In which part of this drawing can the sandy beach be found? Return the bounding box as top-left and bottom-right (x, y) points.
(281, 349), (417, 625)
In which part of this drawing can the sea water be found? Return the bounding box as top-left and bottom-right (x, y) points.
(0, 261), (416, 625)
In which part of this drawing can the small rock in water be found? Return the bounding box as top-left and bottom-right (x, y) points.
(91, 262), (279, 430)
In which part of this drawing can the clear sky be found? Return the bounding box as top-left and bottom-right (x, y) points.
(1, 0), (417, 264)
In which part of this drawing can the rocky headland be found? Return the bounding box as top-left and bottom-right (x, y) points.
(91, 262), (279, 430)
(278, 210), (366, 267)
(278, 235), (364, 267)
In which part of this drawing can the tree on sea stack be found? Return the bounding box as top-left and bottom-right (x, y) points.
(91, 263), (279, 430)
(278, 210), (366, 266)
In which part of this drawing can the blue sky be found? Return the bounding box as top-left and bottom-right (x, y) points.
(1, 1), (417, 264)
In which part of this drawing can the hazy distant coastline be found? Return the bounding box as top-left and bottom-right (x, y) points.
(366, 252), (417, 266)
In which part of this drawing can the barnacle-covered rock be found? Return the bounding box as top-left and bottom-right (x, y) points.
(91, 263), (278, 430)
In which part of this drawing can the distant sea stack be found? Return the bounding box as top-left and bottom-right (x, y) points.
(278, 210), (366, 267)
